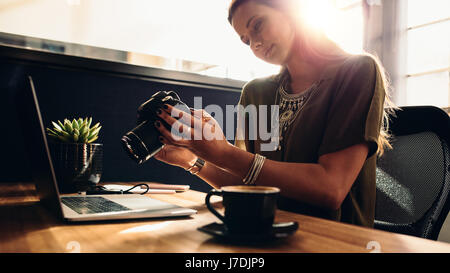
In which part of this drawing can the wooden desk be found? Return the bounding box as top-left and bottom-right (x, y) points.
(1, 182), (449, 253)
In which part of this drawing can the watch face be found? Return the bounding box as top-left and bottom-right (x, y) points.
(197, 158), (206, 166)
(189, 158), (205, 174)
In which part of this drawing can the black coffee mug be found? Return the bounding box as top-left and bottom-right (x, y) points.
(205, 186), (280, 235)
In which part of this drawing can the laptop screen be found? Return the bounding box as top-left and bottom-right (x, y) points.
(16, 76), (64, 218)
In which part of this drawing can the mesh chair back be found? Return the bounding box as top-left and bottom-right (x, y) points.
(375, 106), (450, 240)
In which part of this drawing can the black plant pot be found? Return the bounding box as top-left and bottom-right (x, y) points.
(49, 142), (103, 193)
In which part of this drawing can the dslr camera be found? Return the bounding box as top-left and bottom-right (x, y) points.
(121, 91), (190, 164)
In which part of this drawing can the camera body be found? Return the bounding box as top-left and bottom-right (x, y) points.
(121, 91), (189, 164)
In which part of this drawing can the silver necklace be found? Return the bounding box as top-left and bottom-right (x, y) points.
(273, 78), (317, 151)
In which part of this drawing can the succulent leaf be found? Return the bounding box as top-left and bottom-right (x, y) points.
(81, 129), (89, 142)
(57, 120), (64, 129)
(51, 121), (62, 132)
(60, 130), (71, 138)
(46, 128), (58, 135)
(88, 126), (101, 139)
(91, 122), (100, 131)
(72, 119), (79, 130)
(87, 135), (98, 143)
(64, 120), (73, 134)
(87, 117), (93, 128)
(73, 128), (79, 142)
(79, 124), (87, 135)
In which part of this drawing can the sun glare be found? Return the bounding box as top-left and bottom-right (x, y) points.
(297, 0), (364, 54)
(299, 0), (336, 31)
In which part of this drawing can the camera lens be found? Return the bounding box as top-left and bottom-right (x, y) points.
(121, 120), (163, 164)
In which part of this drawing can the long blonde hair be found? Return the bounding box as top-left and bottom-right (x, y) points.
(228, 0), (397, 156)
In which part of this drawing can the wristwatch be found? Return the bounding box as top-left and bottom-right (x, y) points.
(186, 157), (205, 175)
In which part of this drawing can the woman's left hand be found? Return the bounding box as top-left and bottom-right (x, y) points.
(154, 104), (231, 163)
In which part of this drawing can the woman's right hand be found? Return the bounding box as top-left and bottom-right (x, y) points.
(153, 144), (198, 170)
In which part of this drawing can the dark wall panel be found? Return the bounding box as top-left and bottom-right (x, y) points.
(0, 56), (242, 193)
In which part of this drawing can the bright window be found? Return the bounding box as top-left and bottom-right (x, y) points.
(325, 0), (364, 55)
(405, 0), (450, 108)
(0, 0), (364, 82)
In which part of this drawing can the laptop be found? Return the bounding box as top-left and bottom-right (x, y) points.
(18, 75), (197, 222)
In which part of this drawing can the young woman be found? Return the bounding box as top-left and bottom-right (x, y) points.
(153, 0), (394, 227)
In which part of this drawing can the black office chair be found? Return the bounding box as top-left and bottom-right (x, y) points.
(375, 106), (450, 240)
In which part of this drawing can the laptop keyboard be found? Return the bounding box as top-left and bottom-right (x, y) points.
(61, 196), (131, 215)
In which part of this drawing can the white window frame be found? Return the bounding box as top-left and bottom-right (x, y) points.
(405, 16), (450, 108)
(363, 0), (449, 109)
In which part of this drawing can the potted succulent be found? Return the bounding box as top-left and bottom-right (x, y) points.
(46, 117), (103, 193)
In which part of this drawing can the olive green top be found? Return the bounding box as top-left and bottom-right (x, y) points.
(235, 55), (385, 227)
